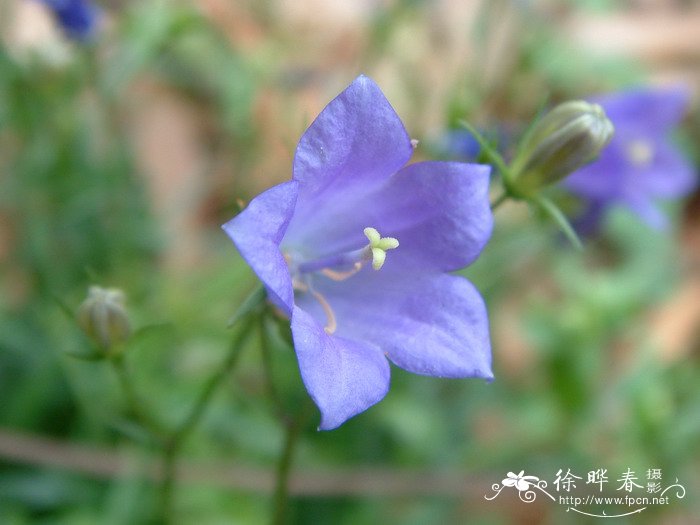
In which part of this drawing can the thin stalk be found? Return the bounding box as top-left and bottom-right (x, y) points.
(111, 356), (165, 441)
(271, 399), (313, 525)
(459, 119), (513, 183)
(259, 315), (285, 420)
(535, 195), (583, 250)
(158, 318), (256, 522)
(490, 191), (508, 211)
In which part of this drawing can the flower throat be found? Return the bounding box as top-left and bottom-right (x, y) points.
(287, 227), (399, 334)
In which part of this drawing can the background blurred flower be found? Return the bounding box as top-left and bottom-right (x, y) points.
(433, 128), (482, 161)
(39, 0), (99, 41)
(223, 76), (494, 430)
(563, 87), (696, 230)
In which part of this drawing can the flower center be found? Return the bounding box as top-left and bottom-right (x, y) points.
(297, 227), (399, 276)
(625, 139), (654, 167)
(287, 227), (399, 334)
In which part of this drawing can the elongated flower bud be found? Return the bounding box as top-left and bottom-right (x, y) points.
(77, 286), (131, 351)
(511, 101), (614, 196)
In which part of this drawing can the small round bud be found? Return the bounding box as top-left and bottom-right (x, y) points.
(511, 101), (614, 196)
(77, 286), (131, 351)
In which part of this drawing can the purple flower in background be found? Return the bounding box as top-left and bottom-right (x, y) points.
(564, 87), (696, 230)
(435, 128), (482, 161)
(39, 0), (99, 41)
(223, 76), (493, 430)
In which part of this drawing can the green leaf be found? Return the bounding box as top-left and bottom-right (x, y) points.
(63, 348), (106, 361)
(130, 322), (173, 343)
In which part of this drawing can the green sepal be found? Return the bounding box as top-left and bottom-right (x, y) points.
(227, 285), (267, 328)
(458, 119), (515, 190)
(534, 195), (583, 250)
(53, 294), (108, 360)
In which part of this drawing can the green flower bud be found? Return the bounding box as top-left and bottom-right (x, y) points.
(77, 286), (131, 351)
(511, 100), (614, 197)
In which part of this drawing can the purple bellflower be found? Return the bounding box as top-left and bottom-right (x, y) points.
(39, 0), (99, 41)
(563, 87), (696, 230)
(435, 128), (482, 161)
(223, 76), (493, 430)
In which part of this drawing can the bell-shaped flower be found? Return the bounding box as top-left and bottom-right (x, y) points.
(40, 0), (99, 41)
(563, 87), (696, 230)
(223, 76), (493, 429)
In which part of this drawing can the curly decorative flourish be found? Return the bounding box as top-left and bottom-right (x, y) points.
(568, 507), (646, 518)
(533, 480), (556, 502)
(519, 488), (537, 503)
(484, 483), (505, 501)
(660, 480), (686, 500)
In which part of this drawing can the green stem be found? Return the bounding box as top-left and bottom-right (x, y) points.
(271, 400), (313, 525)
(459, 119), (523, 213)
(459, 119), (513, 183)
(259, 315), (285, 419)
(490, 191), (508, 211)
(158, 318), (256, 522)
(111, 356), (165, 441)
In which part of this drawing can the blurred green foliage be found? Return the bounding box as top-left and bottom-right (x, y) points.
(0, 1), (698, 524)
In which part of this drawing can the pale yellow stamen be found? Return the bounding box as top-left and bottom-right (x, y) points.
(310, 289), (337, 334)
(320, 262), (363, 281)
(293, 280), (308, 292)
(290, 273), (336, 334)
(626, 139), (654, 167)
(284, 228), (399, 335)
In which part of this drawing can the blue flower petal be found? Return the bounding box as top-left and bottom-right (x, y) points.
(286, 161), (493, 272)
(622, 194), (668, 230)
(287, 75), (414, 242)
(293, 75), (413, 192)
(374, 161), (493, 272)
(222, 181), (298, 314)
(637, 141), (696, 198)
(594, 86), (690, 131)
(291, 306), (390, 430)
(298, 273), (492, 379)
